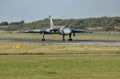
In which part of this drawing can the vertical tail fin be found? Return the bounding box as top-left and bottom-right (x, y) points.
(49, 15), (54, 29)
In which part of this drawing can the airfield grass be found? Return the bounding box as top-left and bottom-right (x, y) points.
(0, 32), (120, 54)
(0, 56), (120, 79)
(1, 32), (120, 40)
(0, 33), (120, 79)
(0, 42), (120, 54)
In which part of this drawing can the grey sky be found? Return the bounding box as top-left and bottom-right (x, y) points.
(0, 0), (120, 23)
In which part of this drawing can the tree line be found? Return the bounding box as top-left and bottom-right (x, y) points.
(1, 16), (120, 31)
(0, 20), (24, 26)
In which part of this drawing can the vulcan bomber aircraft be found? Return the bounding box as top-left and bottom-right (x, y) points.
(22, 16), (91, 41)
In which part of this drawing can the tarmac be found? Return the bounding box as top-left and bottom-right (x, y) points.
(0, 38), (120, 45)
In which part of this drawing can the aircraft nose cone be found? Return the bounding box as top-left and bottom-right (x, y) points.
(63, 28), (72, 34)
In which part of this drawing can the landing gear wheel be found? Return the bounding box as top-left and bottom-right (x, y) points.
(41, 39), (45, 41)
(68, 39), (72, 41)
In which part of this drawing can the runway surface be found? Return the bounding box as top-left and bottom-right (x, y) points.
(0, 38), (120, 45)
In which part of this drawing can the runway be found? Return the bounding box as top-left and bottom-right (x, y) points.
(0, 38), (120, 45)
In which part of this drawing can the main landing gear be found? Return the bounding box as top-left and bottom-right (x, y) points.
(62, 34), (72, 41)
(41, 33), (45, 41)
(41, 33), (73, 41)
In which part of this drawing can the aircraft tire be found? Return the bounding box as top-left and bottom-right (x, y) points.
(41, 39), (45, 41)
(68, 39), (72, 41)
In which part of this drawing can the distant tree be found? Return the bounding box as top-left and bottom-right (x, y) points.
(0, 21), (9, 26)
(20, 20), (24, 24)
(6, 17), (120, 31)
(9, 20), (24, 26)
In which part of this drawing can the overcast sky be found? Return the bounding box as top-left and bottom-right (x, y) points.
(0, 0), (120, 23)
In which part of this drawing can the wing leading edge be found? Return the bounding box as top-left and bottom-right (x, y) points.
(72, 28), (91, 33)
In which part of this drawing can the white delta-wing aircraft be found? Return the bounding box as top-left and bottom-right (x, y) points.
(23, 15), (91, 41)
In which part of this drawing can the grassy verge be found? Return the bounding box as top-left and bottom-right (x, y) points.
(0, 56), (120, 79)
(0, 42), (120, 54)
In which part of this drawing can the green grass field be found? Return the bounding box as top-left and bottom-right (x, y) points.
(0, 56), (120, 79)
(0, 32), (120, 79)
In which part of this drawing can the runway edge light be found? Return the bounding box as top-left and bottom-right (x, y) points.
(13, 44), (20, 49)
